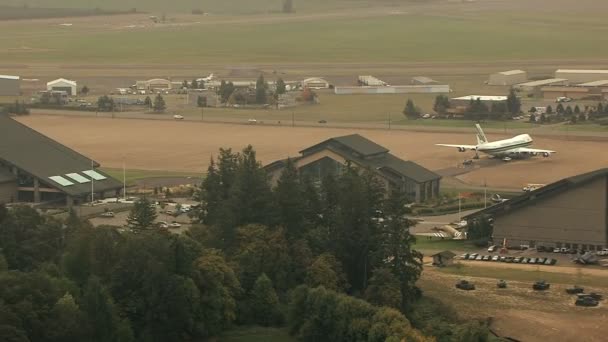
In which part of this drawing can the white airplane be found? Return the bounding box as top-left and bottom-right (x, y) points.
(196, 73), (215, 82)
(436, 124), (555, 160)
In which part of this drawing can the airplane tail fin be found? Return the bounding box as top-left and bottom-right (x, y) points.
(475, 124), (488, 145)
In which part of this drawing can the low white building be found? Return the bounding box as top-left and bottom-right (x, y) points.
(488, 70), (528, 86)
(47, 78), (77, 96)
(555, 69), (608, 83)
(451, 95), (507, 106)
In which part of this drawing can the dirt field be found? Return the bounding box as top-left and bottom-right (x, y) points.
(421, 268), (608, 342)
(16, 115), (608, 189)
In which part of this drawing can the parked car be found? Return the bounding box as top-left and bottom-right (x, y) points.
(497, 280), (507, 288)
(492, 255), (500, 262)
(157, 221), (169, 229)
(173, 114), (184, 120)
(468, 253), (478, 260)
(529, 257), (537, 264)
(522, 257), (530, 264)
(169, 222), (182, 228)
(553, 248), (561, 253)
(318, 120), (327, 124)
(537, 257), (546, 264)
(533, 280), (550, 291)
(565, 286), (585, 294)
(505, 257), (514, 263)
(482, 255), (491, 261)
(475, 255), (483, 261)
(560, 248), (568, 253)
(455, 280), (475, 291)
(488, 245), (497, 253)
(545, 258), (557, 266)
(499, 256), (506, 262)
(575, 296), (599, 307)
(100, 211), (115, 218)
(513, 257), (522, 263)
(460, 253), (470, 260)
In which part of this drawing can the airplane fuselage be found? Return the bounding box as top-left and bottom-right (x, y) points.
(477, 134), (532, 156)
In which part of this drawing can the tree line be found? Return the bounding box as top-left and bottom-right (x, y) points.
(0, 145), (495, 341)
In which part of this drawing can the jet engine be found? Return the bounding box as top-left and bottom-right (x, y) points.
(542, 152), (550, 157)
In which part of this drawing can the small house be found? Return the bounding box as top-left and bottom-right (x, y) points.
(431, 251), (456, 267)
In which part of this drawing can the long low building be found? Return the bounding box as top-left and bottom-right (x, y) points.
(541, 86), (591, 100)
(555, 69), (608, 83)
(265, 134), (441, 203)
(0, 114), (123, 206)
(335, 85), (450, 95)
(450, 95), (507, 107)
(466, 169), (608, 251)
(514, 78), (568, 92)
(0, 75), (21, 96)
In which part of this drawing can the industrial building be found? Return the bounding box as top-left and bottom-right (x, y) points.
(450, 95), (507, 107)
(265, 134), (441, 203)
(0, 114), (122, 206)
(47, 78), (77, 96)
(541, 86), (591, 100)
(358, 75), (388, 86)
(335, 85), (450, 95)
(488, 70), (528, 86)
(514, 78), (568, 93)
(135, 78), (172, 91)
(301, 78), (330, 89)
(411, 76), (438, 85)
(466, 168), (608, 251)
(577, 80), (608, 88)
(0, 75), (21, 96)
(555, 69), (608, 83)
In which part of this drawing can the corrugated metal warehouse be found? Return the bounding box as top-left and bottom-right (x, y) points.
(555, 69), (608, 83)
(466, 169), (608, 251)
(0, 75), (21, 96)
(335, 85), (450, 95)
(514, 78), (568, 92)
(47, 78), (77, 96)
(488, 70), (528, 86)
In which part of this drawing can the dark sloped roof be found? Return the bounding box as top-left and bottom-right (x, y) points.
(378, 154), (440, 183)
(0, 115), (122, 197)
(431, 250), (456, 258)
(0, 168), (16, 183)
(300, 134), (389, 157)
(465, 168), (608, 220)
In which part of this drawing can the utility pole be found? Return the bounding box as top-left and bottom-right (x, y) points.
(388, 113), (391, 130)
(292, 111), (295, 127)
(201, 107), (204, 121)
(123, 157), (127, 199)
(484, 179), (487, 208)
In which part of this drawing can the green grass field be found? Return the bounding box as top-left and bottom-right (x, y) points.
(2, 10), (608, 65)
(439, 264), (608, 288)
(0, 0), (371, 14)
(101, 168), (200, 185)
(413, 238), (478, 253)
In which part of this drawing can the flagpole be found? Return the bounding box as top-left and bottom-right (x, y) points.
(90, 159), (95, 205)
(123, 157), (126, 199)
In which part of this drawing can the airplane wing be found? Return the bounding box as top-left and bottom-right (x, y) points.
(509, 147), (556, 155)
(435, 144), (478, 151)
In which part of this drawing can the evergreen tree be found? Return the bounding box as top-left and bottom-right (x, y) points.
(182, 80), (189, 89)
(565, 105), (573, 116)
(282, 0), (294, 13)
(540, 113), (546, 123)
(144, 96), (152, 107)
(365, 268), (402, 309)
(256, 74), (268, 104)
(556, 103), (564, 114)
(403, 98), (420, 119)
(506, 88), (521, 117)
(249, 273), (282, 326)
(574, 105), (581, 114)
(529, 113), (536, 123)
(153, 94), (166, 112)
(546, 105), (553, 114)
(81, 85), (90, 95)
(380, 191), (423, 309)
(432, 94), (450, 115)
(44, 293), (88, 342)
(126, 197), (157, 230)
(276, 78), (287, 95)
(191, 79), (198, 89)
(274, 158), (307, 240)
